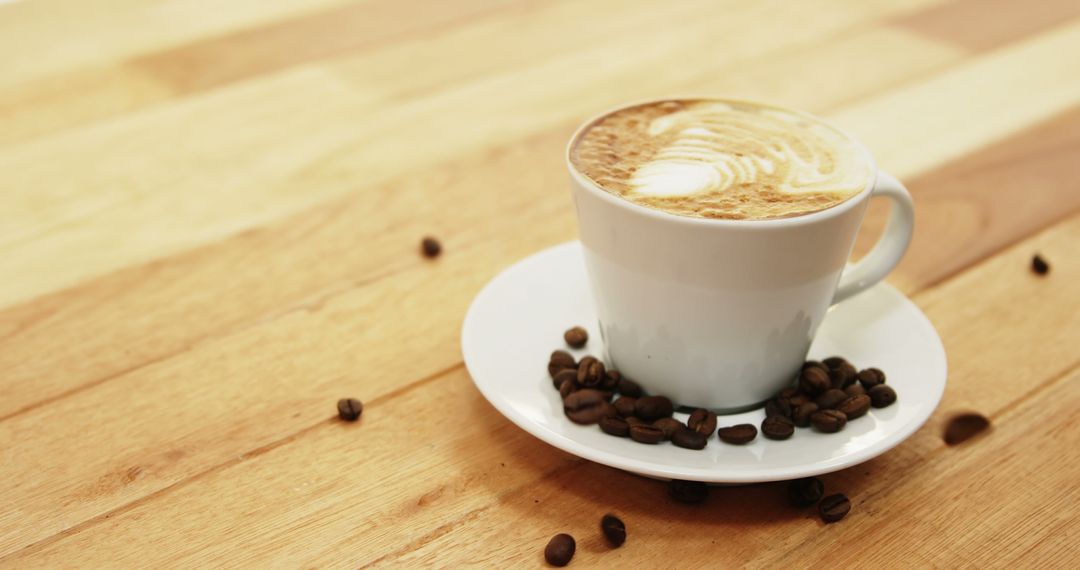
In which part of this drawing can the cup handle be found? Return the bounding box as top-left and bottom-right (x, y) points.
(832, 171), (915, 304)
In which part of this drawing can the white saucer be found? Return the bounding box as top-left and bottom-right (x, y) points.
(462, 242), (947, 483)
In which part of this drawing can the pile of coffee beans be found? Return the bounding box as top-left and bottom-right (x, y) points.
(773, 357), (897, 438)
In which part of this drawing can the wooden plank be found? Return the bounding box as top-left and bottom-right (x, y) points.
(894, 0), (1080, 51)
(6, 212), (1077, 567)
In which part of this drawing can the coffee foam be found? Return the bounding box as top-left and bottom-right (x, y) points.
(570, 100), (872, 220)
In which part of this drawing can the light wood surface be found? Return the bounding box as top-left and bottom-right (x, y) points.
(1, 0), (1077, 567)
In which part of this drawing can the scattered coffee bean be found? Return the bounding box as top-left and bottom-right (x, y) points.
(814, 389), (848, 410)
(818, 493), (851, 523)
(668, 479), (708, 504)
(787, 477), (824, 507)
(672, 428), (708, 450)
(600, 416), (631, 437)
(552, 368), (578, 390)
(717, 424), (758, 444)
(576, 356), (606, 388)
(613, 397), (637, 417)
(792, 402), (819, 427)
(563, 389), (609, 425)
(762, 415), (795, 440)
(1032, 253), (1050, 275)
(600, 514), (626, 547)
(944, 413), (991, 446)
(564, 326), (588, 349)
(778, 387), (800, 399)
(558, 380), (576, 399)
(868, 385), (897, 408)
(811, 409), (847, 433)
(336, 398), (363, 421)
(844, 383), (866, 397)
(617, 377), (644, 398)
(602, 370), (621, 390)
(765, 397), (792, 418)
(420, 236), (442, 258)
(688, 409), (718, 436)
(857, 368), (886, 389)
(789, 393), (811, 407)
(544, 533), (576, 566)
(653, 417), (685, 440)
(799, 367), (831, 396)
(836, 394), (871, 419)
(549, 350), (577, 378)
(829, 362), (858, 389)
(635, 396), (674, 421)
(629, 424), (665, 444)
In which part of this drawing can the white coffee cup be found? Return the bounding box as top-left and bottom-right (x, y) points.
(567, 100), (914, 412)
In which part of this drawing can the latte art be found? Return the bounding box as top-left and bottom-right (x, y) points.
(570, 99), (873, 220)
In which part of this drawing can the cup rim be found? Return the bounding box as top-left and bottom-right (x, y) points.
(565, 97), (879, 229)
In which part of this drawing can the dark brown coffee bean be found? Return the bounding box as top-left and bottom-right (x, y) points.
(576, 356), (606, 388)
(765, 397), (792, 418)
(799, 367), (830, 396)
(600, 416), (630, 437)
(868, 385), (897, 408)
(564, 326), (588, 348)
(420, 236), (442, 258)
(635, 396), (674, 421)
(548, 350), (576, 378)
(602, 370), (621, 390)
(625, 417), (645, 427)
(778, 386), (800, 399)
(613, 397), (637, 417)
(857, 367), (886, 389)
(687, 408), (718, 436)
(803, 360), (828, 373)
(787, 477), (824, 507)
(552, 368), (578, 390)
(844, 383), (866, 397)
(822, 356), (848, 369)
(544, 533), (575, 566)
(653, 417), (685, 440)
(818, 494), (851, 523)
(829, 362), (858, 389)
(811, 409), (847, 433)
(563, 389), (609, 425)
(668, 479), (708, 504)
(1032, 253), (1050, 275)
(336, 398), (363, 421)
(717, 424), (757, 444)
(558, 380), (576, 399)
(617, 377), (644, 397)
(814, 389), (848, 410)
(629, 424), (665, 444)
(761, 415), (795, 440)
(792, 402), (819, 427)
(836, 394), (871, 419)
(944, 413), (991, 446)
(600, 514), (626, 547)
(789, 394), (811, 407)
(672, 428), (708, 450)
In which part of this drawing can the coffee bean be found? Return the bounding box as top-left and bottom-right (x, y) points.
(857, 367), (886, 389)
(811, 409), (847, 433)
(552, 368), (578, 390)
(544, 533), (576, 566)
(668, 479), (708, 504)
(687, 409), (718, 436)
(799, 367), (830, 396)
(822, 356), (848, 369)
(653, 417), (685, 440)
(762, 415), (795, 440)
(944, 413), (991, 446)
(814, 389), (848, 410)
(629, 424), (665, 444)
(836, 394), (870, 419)
(625, 417), (645, 427)
(613, 397), (637, 418)
(617, 377), (644, 398)
(558, 380), (576, 399)
(672, 428), (708, 450)
(818, 494), (851, 523)
(599, 390), (615, 402)
(576, 356), (606, 388)
(717, 424), (757, 444)
(844, 383), (866, 397)
(600, 416), (630, 437)
(420, 236), (442, 258)
(336, 398), (363, 421)
(549, 350), (577, 378)
(563, 389), (609, 425)
(829, 362), (858, 389)
(789, 394), (811, 407)
(600, 514), (626, 547)
(602, 370), (621, 390)
(787, 477), (824, 507)
(765, 397), (792, 418)
(868, 385), (897, 408)
(792, 402), (819, 427)
(635, 396), (674, 421)
(1032, 253), (1050, 275)
(564, 326), (588, 348)
(778, 386), (800, 399)
(803, 360), (828, 373)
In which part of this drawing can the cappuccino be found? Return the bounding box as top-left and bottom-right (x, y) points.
(570, 99), (872, 220)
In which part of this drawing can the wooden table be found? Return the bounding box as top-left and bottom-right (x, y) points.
(2, 0), (1078, 567)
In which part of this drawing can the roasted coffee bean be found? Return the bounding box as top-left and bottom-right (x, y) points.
(600, 416), (630, 437)
(944, 413), (991, 445)
(778, 386), (800, 399)
(818, 494), (851, 523)
(577, 356), (606, 388)
(688, 409), (718, 436)
(811, 409), (847, 433)
(564, 326), (588, 348)
(799, 367), (831, 396)
(814, 389), (848, 410)
(717, 424), (758, 444)
(822, 356), (848, 369)
(599, 390), (615, 402)
(672, 428), (708, 450)
(558, 380), (576, 399)
(336, 398), (363, 421)
(625, 417), (645, 427)
(844, 383), (866, 397)
(617, 377), (644, 397)
(789, 393), (811, 407)
(602, 370), (621, 390)
(792, 402), (819, 427)
(829, 362), (858, 389)
(668, 479), (708, 504)
(836, 394), (871, 419)
(544, 533), (576, 566)
(1032, 253), (1050, 275)
(629, 424), (665, 444)
(635, 396), (674, 421)
(857, 367), (886, 389)
(613, 397), (637, 417)
(563, 389), (609, 425)
(765, 397), (792, 418)
(600, 514), (626, 547)
(868, 385), (897, 408)
(787, 477), (824, 507)
(420, 236), (442, 258)
(761, 415), (795, 440)
(653, 417), (685, 440)
(548, 350), (577, 378)
(552, 368), (578, 390)
(803, 360), (828, 373)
